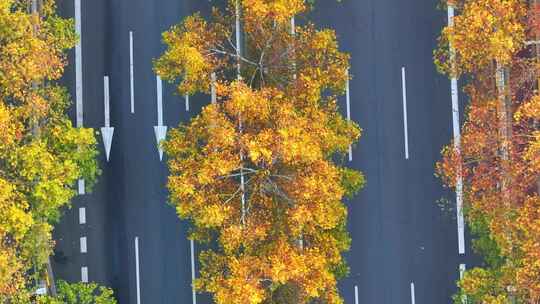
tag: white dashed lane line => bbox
[130,30,135,114]
[79,207,86,225]
[80,237,87,254]
[81,266,88,283]
[401,67,410,160]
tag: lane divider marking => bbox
[79,207,86,224]
[401,67,410,160]
[80,236,87,253]
[130,31,135,113]
[135,237,141,304]
[81,266,88,283]
[447,4,466,255]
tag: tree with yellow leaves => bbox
[0,0,99,300]
[156,1,363,303]
[435,0,540,303]
[435,0,526,77]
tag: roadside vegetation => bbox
[0,0,109,301]
[435,0,540,302]
[155,0,363,303]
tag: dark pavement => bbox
[52,0,477,303]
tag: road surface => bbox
[52,0,477,303]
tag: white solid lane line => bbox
[130,31,135,114]
[191,239,197,304]
[80,236,87,253]
[354,285,359,304]
[75,0,84,194]
[135,237,141,304]
[401,67,410,160]
[346,69,353,162]
[447,4,466,255]
[75,0,83,128]
[79,207,86,224]
[410,282,416,304]
[81,266,88,283]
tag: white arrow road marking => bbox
[447,4,466,255]
[154,76,168,161]
[101,76,114,162]
[346,69,353,161]
[191,239,197,304]
[401,67,410,160]
[354,285,359,304]
[135,237,141,304]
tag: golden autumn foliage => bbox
[157,1,363,303]
[435,0,526,77]
[0,0,99,300]
[436,0,540,303]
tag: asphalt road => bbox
[52,0,477,303]
[310,1,474,303]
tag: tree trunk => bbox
[534,0,540,194]
[496,62,512,205]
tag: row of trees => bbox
[435,0,540,303]
[156,0,363,303]
[0,0,111,302]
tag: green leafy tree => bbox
[38,281,116,304]
[0,0,100,300]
